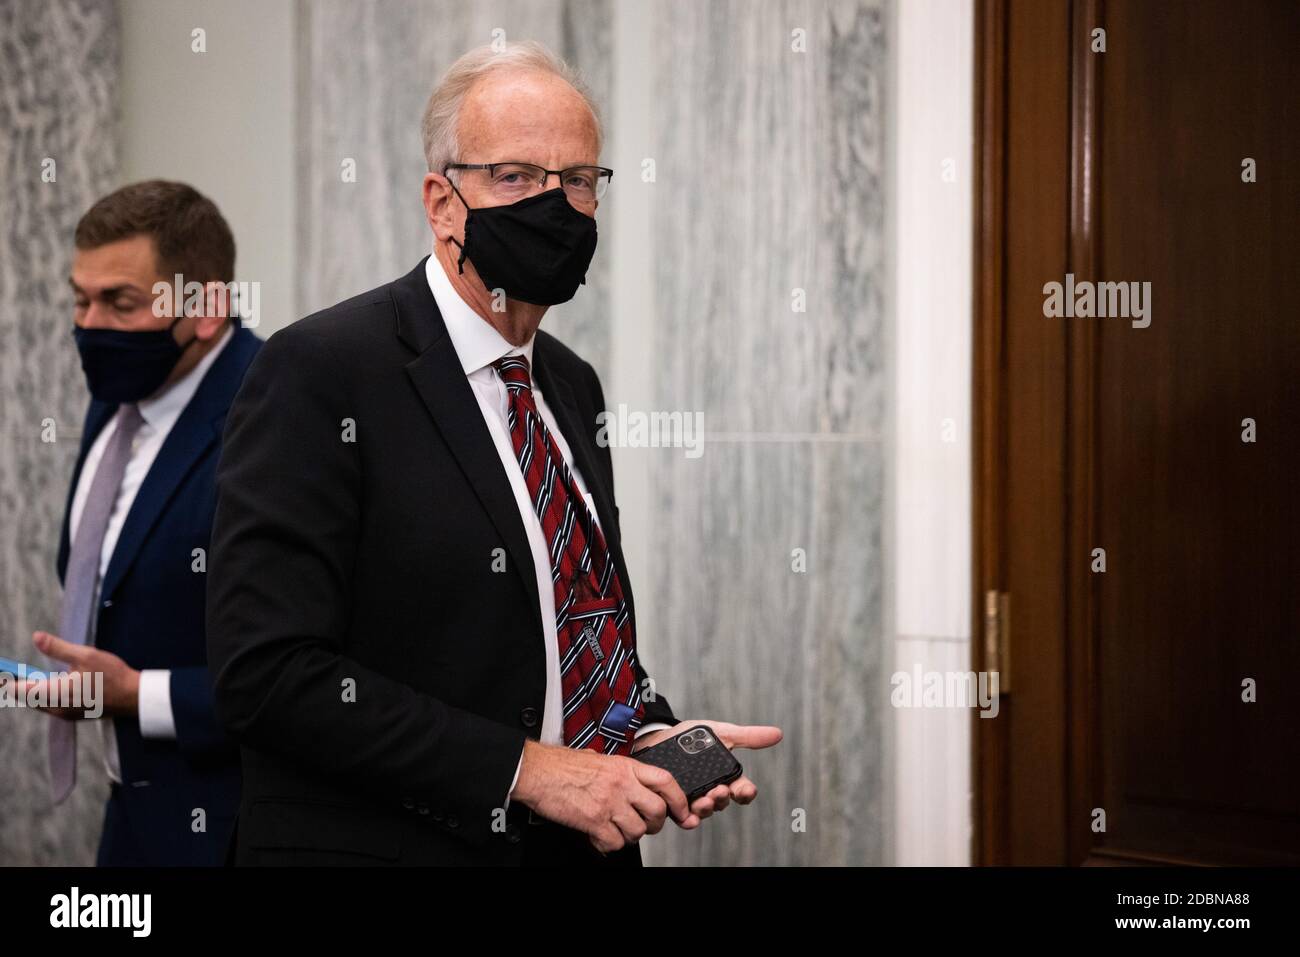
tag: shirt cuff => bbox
[504,750,524,811]
[137,670,177,739]
[634,722,673,743]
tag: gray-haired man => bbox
[207,41,780,866]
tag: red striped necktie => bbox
[492,354,646,754]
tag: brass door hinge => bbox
[984,590,1011,694]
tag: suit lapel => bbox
[394,260,543,631]
[99,408,221,602]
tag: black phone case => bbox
[632,725,743,800]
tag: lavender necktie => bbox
[49,403,145,804]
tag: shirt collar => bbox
[425,249,535,379]
[137,323,234,429]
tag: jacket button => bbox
[431,810,444,822]
[519,707,539,728]
[506,824,521,844]
[102,600,113,609]
[446,815,460,829]
[401,797,415,811]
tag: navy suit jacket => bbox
[57,325,260,865]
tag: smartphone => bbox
[0,657,47,680]
[632,724,743,801]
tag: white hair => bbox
[421,40,603,176]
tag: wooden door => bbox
[973,0,1299,865]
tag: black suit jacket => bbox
[206,257,678,865]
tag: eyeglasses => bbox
[444,162,613,203]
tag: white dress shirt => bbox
[69,324,233,783]
[424,252,670,809]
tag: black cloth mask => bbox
[73,314,197,403]
[449,184,598,306]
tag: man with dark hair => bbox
[24,179,259,865]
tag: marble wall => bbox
[0,0,892,866]
[643,0,889,866]
[0,0,120,865]
[297,0,891,866]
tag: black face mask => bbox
[72,315,197,403]
[449,184,598,306]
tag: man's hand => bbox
[17,630,140,719]
[631,719,782,823]
[511,739,701,854]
